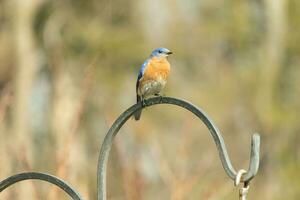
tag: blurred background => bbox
[0,0,300,199]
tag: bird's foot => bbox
[154,94,164,103]
[141,99,147,107]
[159,96,163,103]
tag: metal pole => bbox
[97,96,260,200]
[0,172,83,200]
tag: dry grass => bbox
[1,0,300,199]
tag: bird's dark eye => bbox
[158,50,162,53]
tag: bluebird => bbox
[134,47,173,120]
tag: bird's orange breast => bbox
[142,57,170,81]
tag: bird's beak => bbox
[167,51,173,55]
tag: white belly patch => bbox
[140,78,166,98]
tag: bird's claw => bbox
[159,96,163,103]
[154,94,164,103]
[141,99,147,107]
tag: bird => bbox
[134,47,173,120]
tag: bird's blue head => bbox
[150,47,173,58]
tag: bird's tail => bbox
[134,95,142,120]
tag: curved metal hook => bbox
[97,96,260,200]
[0,172,83,200]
